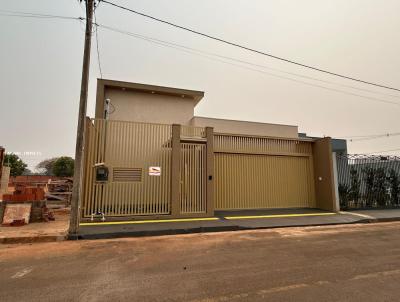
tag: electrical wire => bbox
[348,133,400,142]
[365,148,400,155]
[4,8,400,153]
[0,13,82,21]
[97,24,400,100]
[94,10,103,78]
[3,8,400,101]
[100,0,400,93]
[0,10,83,21]
[97,23,400,107]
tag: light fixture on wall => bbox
[104,98,110,119]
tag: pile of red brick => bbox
[3,186,45,202]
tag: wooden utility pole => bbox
[69,0,94,235]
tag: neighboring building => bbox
[299,133,347,155]
[81,79,338,221]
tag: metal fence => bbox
[336,154,400,209]
[82,119,172,217]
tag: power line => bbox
[366,148,400,155]
[4,8,400,107]
[97,23,400,107]
[348,133,400,142]
[4,8,400,102]
[0,10,83,21]
[94,10,103,78]
[0,13,82,21]
[97,24,400,100]
[100,0,400,93]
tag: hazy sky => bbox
[1,0,400,170]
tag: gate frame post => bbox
[332,152,340,212]
[312,137,338,212]
[171,124,181,217]
[205,127,215,217]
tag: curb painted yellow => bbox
[80,217,219,226]
[224,213,336,220]
[80,212,337,226]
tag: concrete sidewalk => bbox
[344,209,400,222]
[3,208,400,243]
[74,208,400,240]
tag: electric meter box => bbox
[95,166,109,182]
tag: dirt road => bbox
[1,222,400,301]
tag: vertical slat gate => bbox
[82,119,172,218]
[214,134,316,210]
[180,143,207,214]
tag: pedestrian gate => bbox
[180,143,207,214]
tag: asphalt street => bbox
[1,222,400,301]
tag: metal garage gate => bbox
[214,134,316,210]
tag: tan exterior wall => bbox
[94,79,300,138]
[191,116,298,139]
[312,137,338,212]
[104,88,196,125]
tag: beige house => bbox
[95,79,298,138]
[81,79,337,221]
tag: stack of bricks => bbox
[1,186,47,223]
[2,186,45,202]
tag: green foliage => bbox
[374,168,388,206]
[338,183,350,208]
[349,168,360,207]
[52,156,74,177]
[363,167,375,206]
[4,153,28,176]
[388,169,399,205]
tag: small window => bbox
[113,168,142,182]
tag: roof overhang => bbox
[95,79,204,119]
[101,79,204,102]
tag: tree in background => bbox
[4,153,28,176]
[388,169,400,206]
[363,167,375,207]
[52,156,74,177]
[338,183,350,209]
[349,168,360,207]
[374,168,388,207]
[36,157,58,175]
